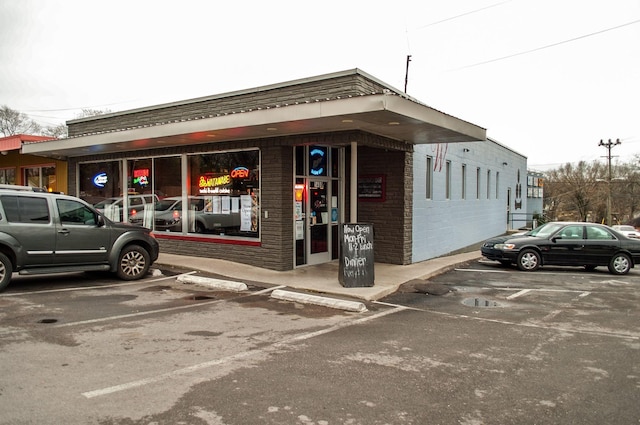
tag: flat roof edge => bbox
[67,68,393,125]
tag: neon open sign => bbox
[230,167,249,179]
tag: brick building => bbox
[23,69,527,271]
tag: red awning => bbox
[0,134,55,152]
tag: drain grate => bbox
[38,318,58,324]
[462,297,500,308]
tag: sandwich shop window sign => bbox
[198,173,232,194]
[309,146,327,177]
[198,167,251,194]
[188,150,260,238]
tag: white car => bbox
[611,225,640,239]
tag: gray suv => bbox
[0,185,160,291]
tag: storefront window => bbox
[138,156,181,231]
[0,168,15,185]
[79,152,259,239]
[23,165,56,192]
[78,161,123,205]
[188,150,259,237]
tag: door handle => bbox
[58,229,70,236]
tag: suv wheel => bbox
[0,252,13,292]
[117,245,151,280]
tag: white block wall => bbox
[412,139,528,262]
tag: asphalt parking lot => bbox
[0,261,638,424]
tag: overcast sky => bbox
[1,0,638,170]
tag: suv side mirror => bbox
[97,214,105,227]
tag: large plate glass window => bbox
[79,161,123,203]
[23,165,56,192]
[0,167,15,185]
[188,150,259,238]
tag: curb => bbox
[271,289,368,313]
[177,274,248,292]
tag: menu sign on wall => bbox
[357,175,385,202]
[339,223,374,287]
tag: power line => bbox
[415,0,513,30]
[452,18,640,70]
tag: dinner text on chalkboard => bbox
[339,223,374,287]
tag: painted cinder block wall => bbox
[412,139,527,262]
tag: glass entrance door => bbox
[294,145,342,267]
[308,179,330,265]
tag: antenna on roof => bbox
[404,55,412,93]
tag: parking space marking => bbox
[506,289,532,300]
[377,301,639,341]
[54,285,287,329]
[0,282,287,338]
[498,288,591,300]
[455,268,509,274]
[0,271,197,297]
[81,306,405,399]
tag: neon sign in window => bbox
[198,173,231,194]
[93,172,108,188]
[133,169,149,187]
[309,147,327,176]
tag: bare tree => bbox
[544,161,605,222]
[41,123,68,139]
[0,105,42,136]
[76,108,112,119]
[611,160,640,224]
[544,157,640,224]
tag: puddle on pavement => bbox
[139,285,172,292]
[185,331,223,337]
[183,294,216,301]
[462,297,501,308]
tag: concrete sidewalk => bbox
[155,251,482,301]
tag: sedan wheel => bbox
[608,253,631,275]
[517,249,541,271]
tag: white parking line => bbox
[0,280,288,338]
[376,301,639,341]
[497,288,591,300]
[455,268,510,273]
[81,306,405,399]
[0,271,197,297]
[506,289,532,300]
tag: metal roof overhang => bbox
[22,94,486,159]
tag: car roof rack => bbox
[0,184,46,192]
[0,184,63,194]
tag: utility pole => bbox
[598,138,621,226]
[404,55,411,93]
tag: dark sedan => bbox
[481,221,640,275]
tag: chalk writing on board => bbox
[339,223,374,287]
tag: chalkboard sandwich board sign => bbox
[339,223,374,287]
